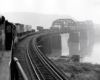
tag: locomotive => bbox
[0,15,34,50]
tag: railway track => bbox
[27,33,69,80]
[13,34,37,80]
[13,32,69,80]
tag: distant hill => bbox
[1,12,75,30]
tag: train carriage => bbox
[24,25,32,33]
[15,23,24,36]
[37,26,43,31]
[5,21,15,50]
[0,15,34,50]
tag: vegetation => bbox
[51,58,100,80]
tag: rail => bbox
[10,32,42,80]
[9,32,69,80]
[10,40,28,80]
[14,57,28,80]
[28,33,69,80]
[35,33,70,80]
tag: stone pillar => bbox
[86,29,95,57]
[49,33,61,58]
[68,32,80,57]
[37,34,52,55]
[79,31,88,62]
[42,34,52,55]
[88,29,95,44]
[50,33,61,49]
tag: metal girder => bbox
[51,19,76,31]
[51,19,94,32]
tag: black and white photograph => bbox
[0,0,100,80]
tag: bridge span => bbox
[37,19,95,62]
[0,17,96,80]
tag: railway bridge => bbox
[11,19,95,80]
[0,17,95,80]
[37,19,95,62]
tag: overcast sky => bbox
[0,0,100,24]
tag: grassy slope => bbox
[51,58,100,80]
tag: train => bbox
[0,15,95,50]
[0,15,35,50]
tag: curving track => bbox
[14,32,69,80]
[27,33,69,80]
[13,34,36,80]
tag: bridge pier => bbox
[79,30,88,62]
[37,34,52,55]
[50,33,61,57]
[42,34,52,55]
[50,33,61,50]
[86,29,95,57]
[68,32,80,56]
[88,29,95,44]
[37,33,61,57]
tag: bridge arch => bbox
[51,19,76,31]
[51,19,94,32]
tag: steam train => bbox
[0,15,35,50]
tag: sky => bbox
[0,0,100,24]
